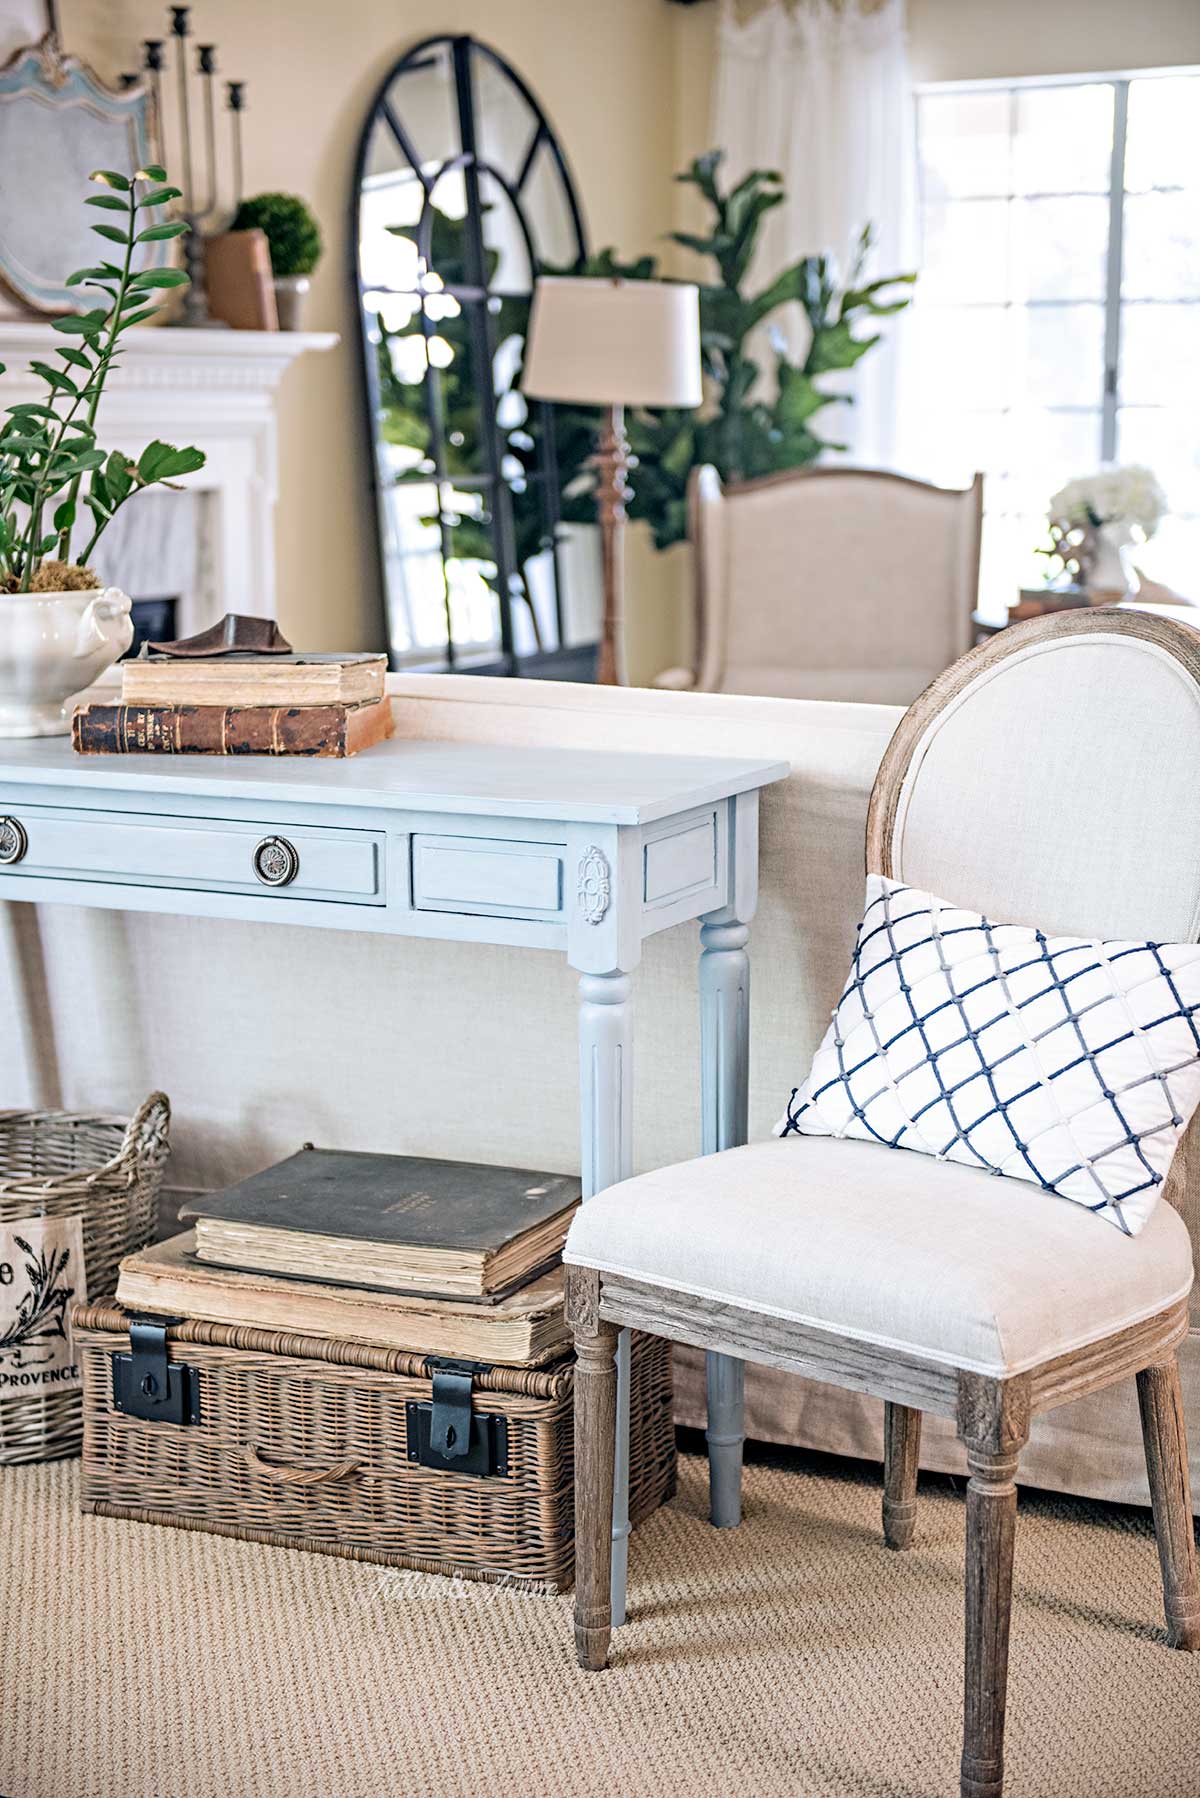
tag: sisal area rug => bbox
[2,1446,1197,1798]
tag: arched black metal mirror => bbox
[352,35,599,676]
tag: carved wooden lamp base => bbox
[520,276,702,692]
[594,404,631,687]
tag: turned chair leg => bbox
[958,1374,1029,1798]
[568,1268,619,1671]
[883,1401,921,1549]
[1136,1356,1200,1651]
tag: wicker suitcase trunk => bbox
[73,1302,675,1591]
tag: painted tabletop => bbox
[0,735,789,826]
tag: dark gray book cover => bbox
[179,1149,581,1251]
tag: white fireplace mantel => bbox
[0,323,337,628]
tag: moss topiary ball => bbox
[231,192,323,278]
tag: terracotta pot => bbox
[0,588,133,737]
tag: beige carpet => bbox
[2,1448,1198,1798]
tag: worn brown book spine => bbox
[72,697,393,757]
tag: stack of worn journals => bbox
[72,651,392,758]
[117,1149,582,1366]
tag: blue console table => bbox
[0,734,786,1619]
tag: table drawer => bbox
[0,804,384,904]
[411,833,564,920]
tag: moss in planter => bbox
[2,560,101,594]
[232,192,322,278]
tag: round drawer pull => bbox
[253,835,300,887]
[0,816,28,866]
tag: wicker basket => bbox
[74,1303,675,1591]
[0,1095,171,1465]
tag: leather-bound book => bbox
[72,695,393,757]
[180,1149,582,1300]
[117,1232,571,1366]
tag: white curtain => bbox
[709,0,918,468]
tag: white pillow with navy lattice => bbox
[777,874,1200,1234]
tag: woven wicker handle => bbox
[244,1443,359,1486]
[118,1091,172,1172]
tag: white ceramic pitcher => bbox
[0,588,134,738]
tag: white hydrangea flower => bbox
[1048,464,1168,539]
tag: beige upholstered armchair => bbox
[658,464,983,704]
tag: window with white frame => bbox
[908,70,1199,619]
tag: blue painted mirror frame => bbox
[0,35,164,314]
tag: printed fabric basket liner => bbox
[72,1305,676,1592]
[0,1094,171,1465]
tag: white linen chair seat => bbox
[564,1136,1195,1378]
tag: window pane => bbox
[921,197,1009,301]
[1017,303,1105,408]
[919,90,1011,199]
[908,305,1014,410]
[900,394,1010,492]
[1120,304,1200,409]
[1005,408,1104,514]
[1125,75,1200,194]
[978,514,1052,619]
[1013,83,1114,195]
[1012,196,1109,300]
[1134,514,1200,598]
[1122,191,1200,300]
[1118,407,1200,515]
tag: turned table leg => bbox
[700,905,749,1529]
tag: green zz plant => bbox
[617,150,917,550]
[0,164,206,594]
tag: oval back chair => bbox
[566,610,1200,1798]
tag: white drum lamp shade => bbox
[522,277,702,409]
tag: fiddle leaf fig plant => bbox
[612,151,917,549]
[0,165,206,594]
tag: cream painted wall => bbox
[665,0,1200,325]
[671,0,1200,178]
[57,0,684,679]
[905,0,1200,84]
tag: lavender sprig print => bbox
[0,1235,75,1368]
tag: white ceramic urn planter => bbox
[0,588,134,738]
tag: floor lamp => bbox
[522,277,702,686]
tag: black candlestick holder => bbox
[131,6,246,326]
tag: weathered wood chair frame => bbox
[570,611,1200,1798]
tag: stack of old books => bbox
[73,649,392,758]
[117,1148,580,1365]
[85,1148,675,1591]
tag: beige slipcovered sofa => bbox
[3,670,1196,1510]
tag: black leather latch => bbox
[112,1318,201,1426]
[429,1366,474,1459]
[405,1358,508,1479]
